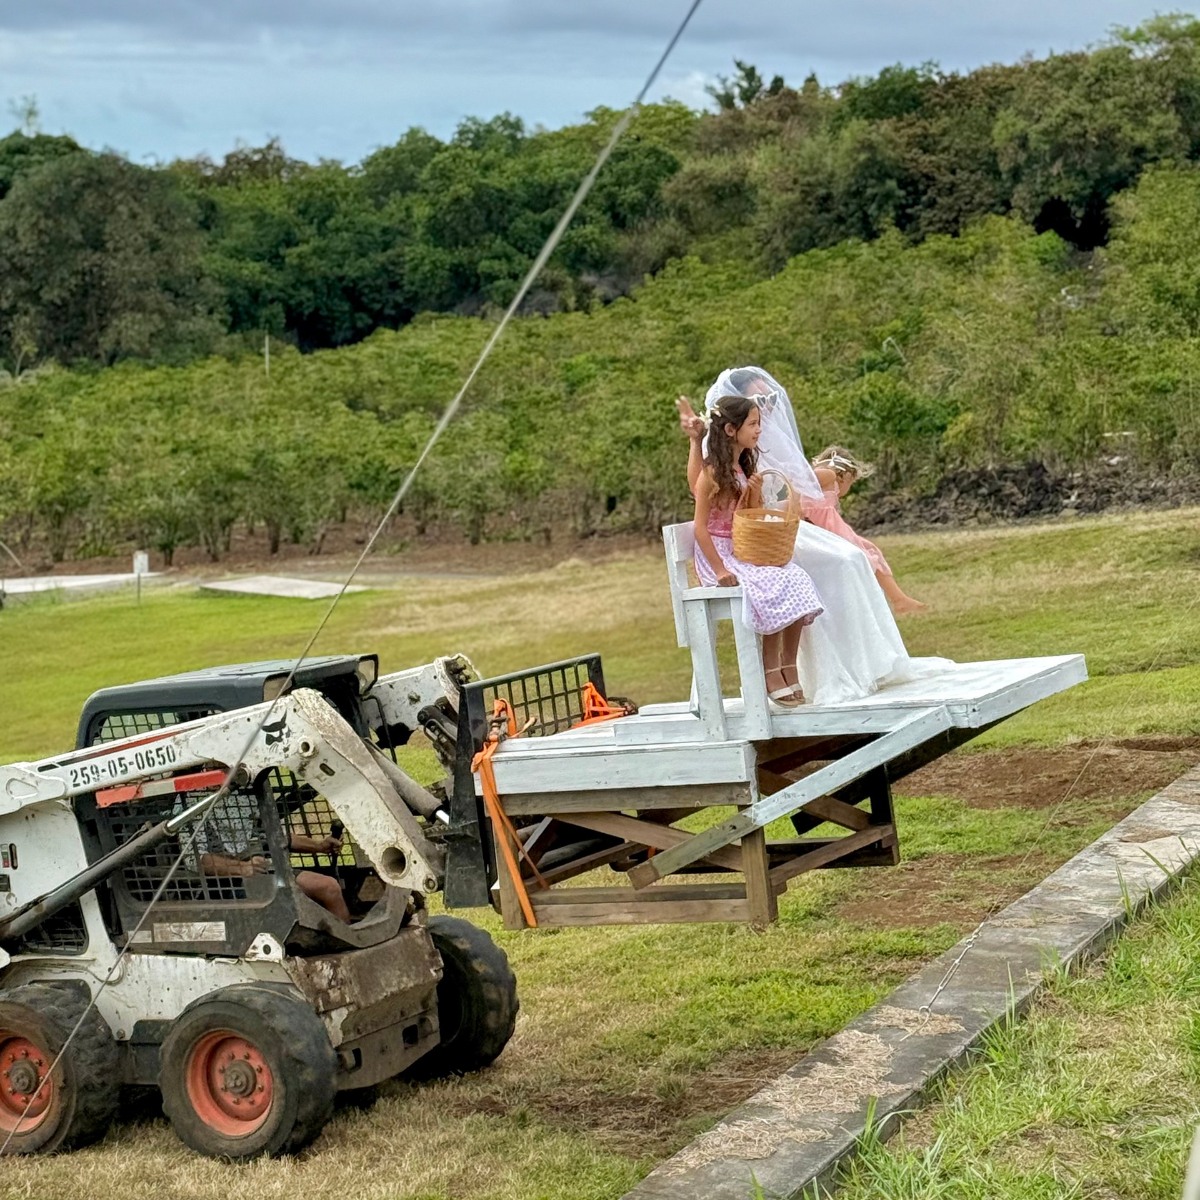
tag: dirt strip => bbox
[622,767,1200,1200]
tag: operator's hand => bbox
[676,395,705,440]
[245,855,272,875]
[716,570,738,587]
[311,835,343,856]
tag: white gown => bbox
[702,365,952,707]
[792,521,945,706]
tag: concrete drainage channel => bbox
[623,767,1200,1200]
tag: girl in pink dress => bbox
[808,446,926,613]
[693,396,824,707]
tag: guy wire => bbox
[0,0,705,1151]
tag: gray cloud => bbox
[0,1,1155,54]
[0,0,1172,163]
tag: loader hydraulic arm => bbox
[0,688,447,939]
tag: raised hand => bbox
[676,395,705,440]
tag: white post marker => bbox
[133,550,149,605]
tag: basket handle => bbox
[745,468,797,516]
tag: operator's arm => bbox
[290,833,343,856]
[199,853,270,877]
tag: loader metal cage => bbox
[64,655,411,957]
[92,708,222,744]
[13,904,88,955]
[458,654,606,754]
[88,707,360,877]
[104,783,272,905]
[270,768,360,872]
[443,654,606,909]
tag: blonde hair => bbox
[813,445,875,481]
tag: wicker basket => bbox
[732,470,800,566]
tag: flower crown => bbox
[814,450,875,479]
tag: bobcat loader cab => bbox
[0,654,516,1159]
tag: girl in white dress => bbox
[678,366,948,705]
[692,394,824,708]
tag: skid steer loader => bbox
[0,653,521,1160]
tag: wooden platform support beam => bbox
[555,811,745,873]
[628,706,952,888]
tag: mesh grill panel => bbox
[91,708,354,908]
[463,656,604,749]
[14,904,87,954]
[95,709,218,742]
[92,707,267,903]
[108,785,268,904]
[268,769,358,870]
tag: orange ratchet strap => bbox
[574,682,638,727]
[471,698,546,928]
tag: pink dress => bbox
[806,485,892,577]
[695,478,824,636]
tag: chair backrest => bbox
[662,523,694,648]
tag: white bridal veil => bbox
[698,364,951,705]
[703,366,823,505]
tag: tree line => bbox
[5,157,1200,564]
[6,16,1200,371]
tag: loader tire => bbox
[160,984,336,1160]
[0,982,119,1154]
[409,915,518,1079]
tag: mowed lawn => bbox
[0,508,1198,1200]
[835,867,1200,1200]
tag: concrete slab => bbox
[1,573,163,603]
[622,767,1200,1200]
[200,575,366,600]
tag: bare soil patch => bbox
[895,738,1200,810]
[834,852,1057,931]
[408,1046,798,1159]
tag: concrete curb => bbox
[622,767,1200,1200]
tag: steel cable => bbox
[0,0,705,1152]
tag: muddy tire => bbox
[160,985,336,1160]
[0,983,119,1154]
[409,916,518,1079]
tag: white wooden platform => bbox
[200,575,366,600]
[480,654,1086,797]
[470,652,1087,929]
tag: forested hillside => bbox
[4,18,1200,564]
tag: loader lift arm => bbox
[0,688,447,943]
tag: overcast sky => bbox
[0,1,1179,165]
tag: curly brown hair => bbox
[705,395,759,509]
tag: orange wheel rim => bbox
[0,1033,54,1133]
[185,1031,274,1136]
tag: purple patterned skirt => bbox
[696,535,824,636]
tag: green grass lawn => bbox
[834,867,1200,1200]
[1,508,1198,1199]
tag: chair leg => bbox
[684,599,726,740]
[731,613,769,737]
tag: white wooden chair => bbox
[662,523,771,740]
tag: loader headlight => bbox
[356,655,379,695]
[262,674,290,702]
